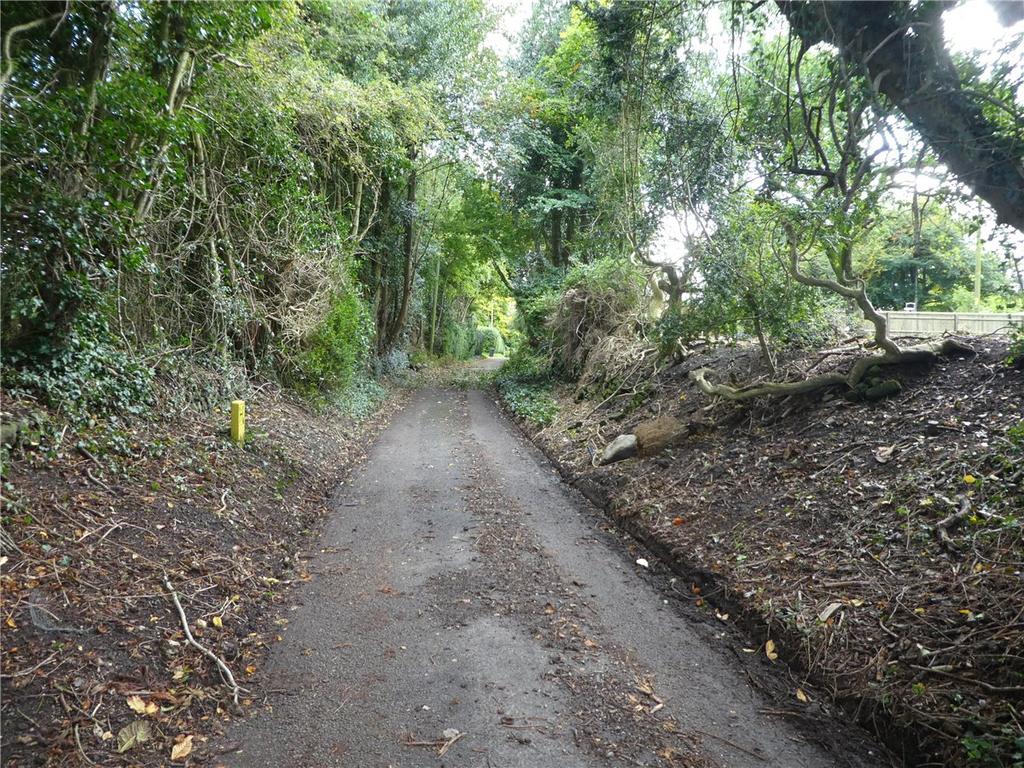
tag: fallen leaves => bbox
[126,695,158,716]
[765,639,778,662]
[170,733,194,761]
[117,720,152,753]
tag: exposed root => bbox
[690,338,974,401]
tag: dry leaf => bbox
[212,616,223,628]
[170,734,193,761]
[873,445,895,463]
[765,639,778,662]
[126,695,157,716]
[818,602,842,623]
[117,720,152,753]
[796,688,809,703]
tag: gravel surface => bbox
[218,386,890,768]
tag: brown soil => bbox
[0,384,405,766]
[502,338,1023,767]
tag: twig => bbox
[694,729,767,761]
[163,572,243,706]
[438,732,464,756]
[74,724,98,766]
[0,652,58,678]
[84,467,112,492]
[935,496,971,549]
[910,664,1024,694]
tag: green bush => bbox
[662,200,845,358]
[443,320,476,360]
[1007,322,1024,370]
[495,348,558,425]
[2,310,153,421]
[288,291,372,398]
[474,326,506,356]
[497,347,552,384]
[512,268,564,353]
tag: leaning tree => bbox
[689,9,987,400]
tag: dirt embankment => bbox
[0,384,405,767]
[501,340,1023,768]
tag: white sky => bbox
[483,0,535,61]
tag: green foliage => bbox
[512,267,565,352]
[2,312,153,421]
[661,198,847,361]
[333,371,388,419]
[1007,323,1024,370]
[442,321,477,360]
[495,349,558,425]
[1,0,497,413]
[287,291,372,399]
[473,326,506,356]
[499,381,559,426]
[859,206,1014,311]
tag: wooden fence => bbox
[875,311,1024,335]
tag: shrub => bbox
[499,380,559,425]
[495,348,558,425]
[288,291,371,398]
[661,199,846,361]
[1007,322,1024,370]
[2,310,153,421]
[474,326,506,356]
[512,267,563,352]
[442,320,476,360]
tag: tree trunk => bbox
[550,207,563,266]
[778,1,1024,233]
[77,1,115,138]
[379,152,417,354]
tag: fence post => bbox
[953,313,958,332]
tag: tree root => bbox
[689,338,974,401]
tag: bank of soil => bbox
[0,383,405,766]
[502,339,1023,767]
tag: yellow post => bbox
[230,400,246,444]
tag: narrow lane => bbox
[220,387,889,768]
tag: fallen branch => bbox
[689,338,974,401]
[163,573,243,706]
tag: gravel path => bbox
[218,387,890,768]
